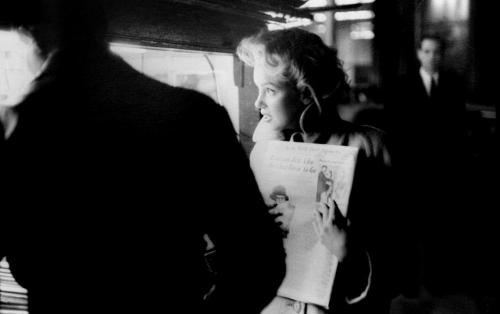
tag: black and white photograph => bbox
[1,1,497,314]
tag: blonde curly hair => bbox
[236,28,350,133]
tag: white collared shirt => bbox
[419,67,439,96]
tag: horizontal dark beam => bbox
[169,0,312,21]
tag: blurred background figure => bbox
[387,33,470,298]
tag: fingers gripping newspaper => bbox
[250,140,359,309]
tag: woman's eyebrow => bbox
[264,80,286,88]
[257,81,277,89]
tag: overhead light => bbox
[335,0,375,5]
[334,10,374,21]
[301,0,328,8]
[263,11,285,19]
[313,13,328,22]
[266,17,313,30]
[350,30,374,39]
[264,10,313,30]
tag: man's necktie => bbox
[429,77,437,99]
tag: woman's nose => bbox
[254,93,265,110]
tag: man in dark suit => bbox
[393,34,466,148]
[387,34,469,297]
[0,1,285,313]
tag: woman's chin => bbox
[252,118,284,142]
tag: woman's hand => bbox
[269,203,295,234]
[313,199,348,261]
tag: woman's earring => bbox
[299,84,323,134]
[299,101,321,134]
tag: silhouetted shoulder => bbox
[343,123,392,166]
[101,51,219,111]
[78,50,224,136]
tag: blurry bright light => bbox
[334,10,374,21]
[109,44,147,54]
[350,30,374,39]
[267,23,283,31]
[335,0,375,5]
[313,13,328,22]
[264,9,313,31]
[0,30,40,107]
[266,18,313,30]
[301,0,328,8]
[350,21,374,39]
[429,0,469,21]
[263,11,285,19]
[0,30,33,53]
[317,24,327,34]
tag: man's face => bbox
[417,38,443,74]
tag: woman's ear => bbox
[299,85,313,106]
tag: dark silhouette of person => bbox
[0,1,285,314]
[387,34,469,297]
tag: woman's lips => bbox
[261,114,271,122]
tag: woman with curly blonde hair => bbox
[237,28,409,314]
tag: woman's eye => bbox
[265,88,276,95]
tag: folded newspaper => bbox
[251,140,359,309]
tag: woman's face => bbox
[253,62,303,134]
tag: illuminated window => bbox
[334,10,374,21]
[0,33,240,135]
[109,43,239,132]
